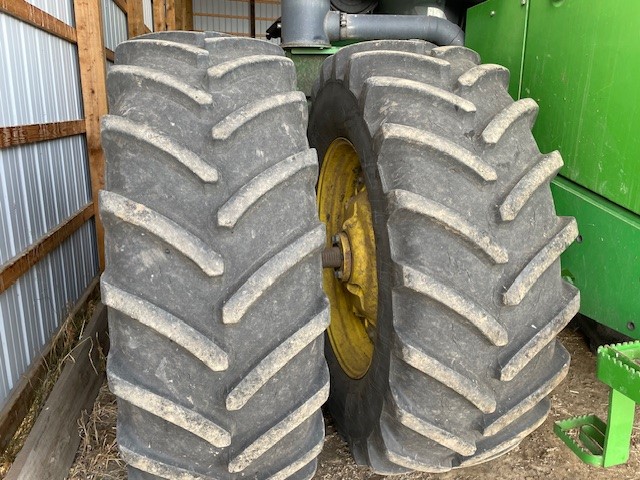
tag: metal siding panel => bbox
[0,14,83,126]
[26,0,75,26]
[0,136,91,265]
[0,1,100,412]
[193,0,260,35]
[143,0,153,31]
[101,0,128,52]
[0,221,98,407]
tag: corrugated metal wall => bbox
[0,0,107,407]
[101,0,128,52]
[143,0,154,31]
[255,1,280,42]
[24,0,76,26]
[193,0,281,41]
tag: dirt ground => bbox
[68,326,640,479]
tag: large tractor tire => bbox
[100,31,328,479]
[309,40,580,473]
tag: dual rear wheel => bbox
[101,32,578,478]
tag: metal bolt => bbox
[490,10,496,16]
[521,0,526,5]
[322,246,343,269]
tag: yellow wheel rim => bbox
[318,138,378,379]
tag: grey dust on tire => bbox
[99,31,328,479]
[309,40,580,474]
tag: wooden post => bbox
[73,0,108,271]
[249,0,256,38]
[153,0,166,32]
[184,0,193,31]
[166,0,176,30]
[173,0,184,30]
[127,0,145,38]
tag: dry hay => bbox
[68,382,125,480]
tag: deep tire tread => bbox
[102,32,327,479]
[309,40,578,473]
[107,370,232,448]
[503,217,579,306]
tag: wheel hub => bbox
[317,138,378,379]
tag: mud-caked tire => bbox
[100,31,328,480]
[308,40,580,473]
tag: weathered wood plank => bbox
[174,0,184,30]
[105,47,115,63]
[165,0,176,30]
[0,276,100,452]
[153,0,166,32]
[0,204,94,295]
[184,0,193,30]
[4,303,109,480]
[249,0,256,38]
[0,0,77,44]
[0,120,86,149]
[74,0,108,271]
[113,0,127,14]
[126,0,145,38]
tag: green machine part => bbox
[554,341,640,467]
[467,0,640,339]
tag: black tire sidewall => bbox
[309,80,395,459]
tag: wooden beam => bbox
[113,0,127,14]
[153,0,166,32]
[184,0,193,31]
[165,0,176,30]
[105,47,115,63]
[0,276,99,452]
[0,120,86,149]
[5,303,109,480]
[249,0,256,38]
[174,0,184,30]
[0,0,77,44]
[126,0,145,38]
[0,204,95,295]
[74,0,108,271]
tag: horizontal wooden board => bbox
[0,204,95,295]
[113,0,127,14]
[0,120,86,149]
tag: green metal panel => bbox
[287,52,330,97]
[465,0,528,99]
[467,1,640,337]
[523,0,640,215]
[552,177,640,339]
